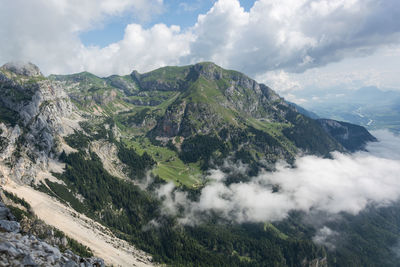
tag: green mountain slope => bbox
[0,62,386,267]
[50,62,368,186]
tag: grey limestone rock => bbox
[63,260,79,267]
[0,220,20,232]
[0,203,16,221]
[22,254,38,266]
[0,200,105,267]
[2,62,43,77]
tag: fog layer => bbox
[157,130,400,225]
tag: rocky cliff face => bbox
[143,63,347,165]
[0,200,104,266]
[0,61,380,267]
[0,61,378,185]
[2,62,42,77]
[0,62,78,185]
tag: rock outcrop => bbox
[0,62,78,184]
[0,201,104,267]
[2,62,42,77]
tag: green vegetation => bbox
[281,105,342,156]
[54,61,355,185]
[50,227,93,257]
[64,130,92,149]
[58,151,158,222]
[50,71,105,88]
[2,190,34,221]
[7,205,31,221]
[180,134,228,170]
[66,236,93,258]
[0,136,7,153]
[140,65,190,89]
[9,88,34,102]
[53,150,325,266]
[317,119,376,152]
[41,62,388,266]
[43,179,86,213]
[117,143,156,179]
[131,108,151,124]
[120,137,202,187]
[325,205,400,267]
[3,190,31,210]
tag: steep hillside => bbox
[49,62,364,183]
[0,61,380,267]
[0,192,105,266]
[317,119,377,152]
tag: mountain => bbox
[287,101,319,119]
[317,119,377,152]
[0,62,383,266]
[296,86,400,132]
[49,62,370,174]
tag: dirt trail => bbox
[4,181,154,267]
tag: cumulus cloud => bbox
[258,70,303,94]
[188,0,400,75]
[157,130,400,225]
[79,24,193,76]
[256,45,400,96]
[1,0,400,77]
[0,0,165,75]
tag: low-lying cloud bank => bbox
[157,130,400,225]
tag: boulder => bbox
[0,220,20,232]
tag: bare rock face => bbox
[0,62,78,185]
[0,220,20,233]
[2,62,43,77]
[0,202,16,221]
[151,100,187,137]
[0,201,105,267]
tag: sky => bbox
[2,0,400,248]
[1,0,400,98]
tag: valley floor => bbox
[4,180,154,267]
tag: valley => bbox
[296,87,400,133]
[0,61,397,267]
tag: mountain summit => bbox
[0,61,378,266]
[2,62,43,77]
[0,61,375,185]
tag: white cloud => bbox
[178,1,203,12]
[256,45,400,96]
[189,0,400,75]
[258,70,302,93]
[0,0,165,75]
[313,226,339,250]
[79,24,193,76]
[284,93,308,104]
[0,0,399,79]
[188,0,249,67]
[157,131,400,225]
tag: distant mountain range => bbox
[296,86,400,132]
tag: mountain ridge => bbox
[1,61,376,183]
[0,61,380,267]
